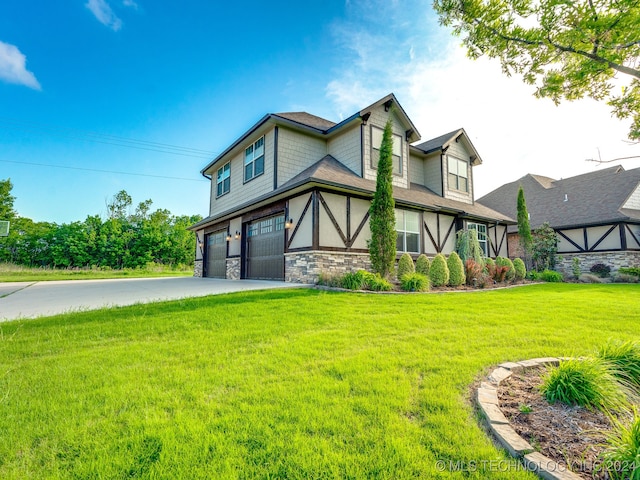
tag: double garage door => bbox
[246,214,285,280]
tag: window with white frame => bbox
[468,223,488,257]
[216,162,230,197]
[371,126,402,175]
[448,156,469,192]
[396,209,420,253]
[244,136,265,182]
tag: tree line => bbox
[0,179,201,269]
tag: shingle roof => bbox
[413,129,462,153]
[478,166,640,230]
[274,112,336,131]
[280,155,513,222]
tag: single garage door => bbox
[246,214,285,280]
[205,230,227,278]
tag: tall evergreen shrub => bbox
[368,119,396,278]
[517,186,533,261]
[416,254,430,276]
[447,251,465,286]
[397,253,415,279]
[429,253,450,287]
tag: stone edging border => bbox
[477,357,583,480]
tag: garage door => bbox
[205,230,227,278]
[246,214,285,280]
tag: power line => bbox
[0,159,208,182]
[0,117,219,159]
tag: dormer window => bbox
[371,126,402,175]
[244,136,265,182]
[448,156,468,192]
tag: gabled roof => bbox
[359,93,421,142]
[273,112,336,131]
[412,128,482,165]
[478,166,640,230]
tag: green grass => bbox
[0,284,639,479]
[0,263,193,282]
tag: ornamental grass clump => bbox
[429,253,449,287]
[446,251,465,286]
[397,253,415,280]
[340,270,369,290]
[415,254,430,276]
[513,257,526,281]
[598,340,640,392]
[598,412,640,480]
[540,358,631,412]
[400,272,430,292]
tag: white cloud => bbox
[123,0,138,9]
[326,1,640,197]
[86,0,122,31]
[0,41,41,90]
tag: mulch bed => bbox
[497,366,624,479]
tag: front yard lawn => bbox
[1,284,638,479]
[0,263,193,282]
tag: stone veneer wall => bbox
[556,251,640,276]
[285,251,371,283]
[194,259,203,278]
[226,258,241,280]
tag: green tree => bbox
[434,0,640,140]
[517,186,533,263]
[0,178,16,220]
[368,119,396,278]
[532,222,558,271]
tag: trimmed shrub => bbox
[618,267,640,278]
[512,258,526,281]
[484,257,495,272]
[540,358,630,412]
[613,273,640,283]
[429,253,449,287]
[571,257,581,279]
[590,263,611,278]
[397,253,415,280]
[400,272,430,292]
[496,256,515,281]
[540,269,563,283]
[447,252,465,286]
[415,254,430,276]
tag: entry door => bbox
[246,215,285,280]
[205,230,227,278]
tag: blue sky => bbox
[1,0,638,223]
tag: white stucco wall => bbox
[319,192,348,248]
[623,183,640,210]
[288,193,313,249]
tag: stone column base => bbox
[285,251,371,283]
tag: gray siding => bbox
[209,129,275,216]
[424,153,443,196]
[277,128,327,186]
[623,183,640,210]
[409,153,425,187]
[328,125,361,176]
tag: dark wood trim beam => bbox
[349,211,370,248]
[424,221,438,253]
[557,230,585,252]
[312,190,319,250]
[286,194,312,249]
[589,224,617,252]
[318,192,348,247]
[583,228,589,251]
[273,126,279,191]
[440,217,456,252]
[625,224,640,248]
[620,223,628,250]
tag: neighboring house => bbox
[189,93,512,282]
[478,166,640,274]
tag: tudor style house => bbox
[190,94,513,282]
[478,166,640,274]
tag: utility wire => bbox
[0,117,218,159]
[0,159,207,182]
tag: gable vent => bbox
[563,194,568,202]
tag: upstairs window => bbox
[371,126,402,175]
[448,156,468,192]
[468,223,488,257]
[244,136,265,182]
[216,162,230,197]
[396,209,420,253]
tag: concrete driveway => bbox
[0,277,306,322]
